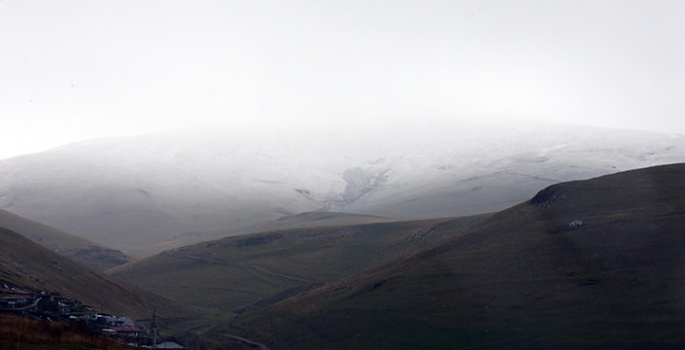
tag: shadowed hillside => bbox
[214,163,685,349]
[0,226,195,320]
[0,208,132,271]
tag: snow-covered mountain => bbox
[0,118,682,256]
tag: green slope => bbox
[214,163,685,349]
[109,215,490,314]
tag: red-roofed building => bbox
[111,326,144,337]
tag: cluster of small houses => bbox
[0,281,185,349]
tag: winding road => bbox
[218,333,270,350]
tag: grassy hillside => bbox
[0,226,196,320]
[213,163,685,349]
[130,212,397,258]
[0,208,132,271]
[109,214,490,314]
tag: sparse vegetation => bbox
[0,313,132,349]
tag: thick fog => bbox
[1,0,684,160]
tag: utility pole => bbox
[152,307,158,349]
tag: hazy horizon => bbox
[2,1,685,160]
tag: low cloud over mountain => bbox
[0,119,682,256]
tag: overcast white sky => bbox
[1,1,684,160]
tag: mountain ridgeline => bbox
[0,120,683,256]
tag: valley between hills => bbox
[1,123,685,348]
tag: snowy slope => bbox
[0,119,682,255]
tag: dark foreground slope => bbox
[109,215,489,314]
[0,226,195,320]
[0,208,132,271]
[216,163,685,349]
[0,313,132,350]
